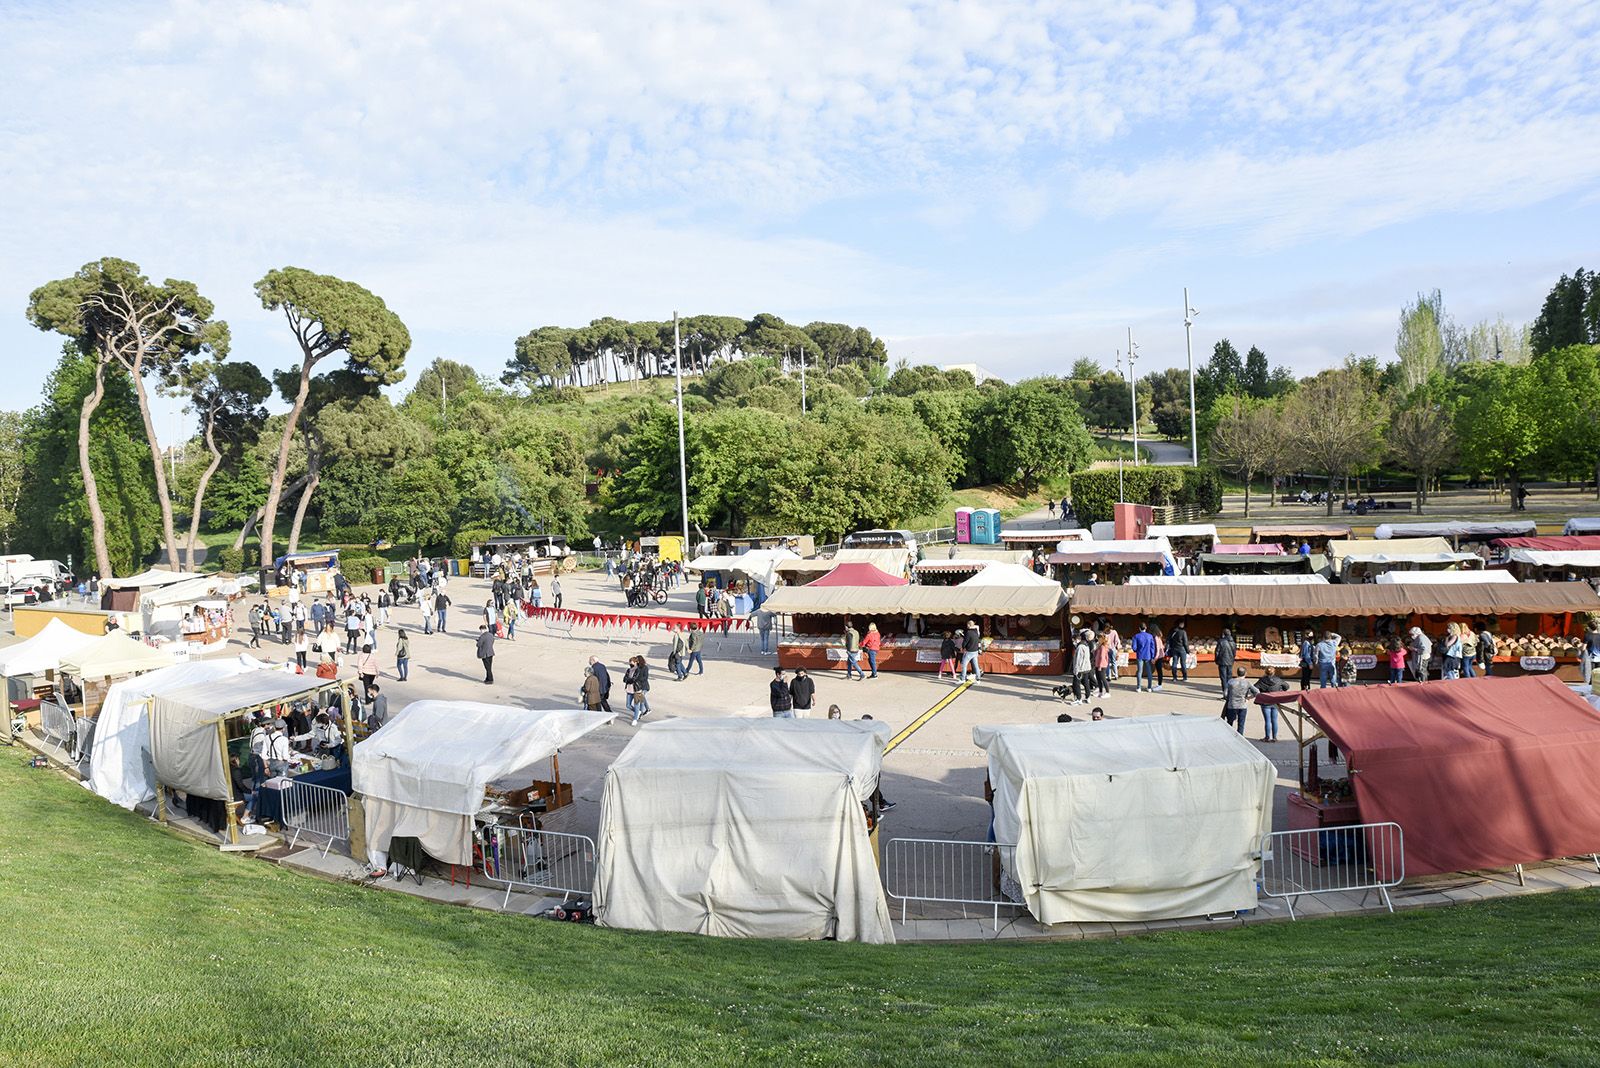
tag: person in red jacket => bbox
[862,622,883,679]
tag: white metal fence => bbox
[37,697,75,758]
[479,826,597,911]
[70,715,96,773]
[1258,822,1404,919]
[281,780,350,857]
[882,837,1023,930]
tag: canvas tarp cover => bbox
[89,655,264,810]
[1127,575,1329,586]
[595,718,895,943]
[1376,570,1518,584]
[102,568,204,590]
[0,618,100,677]
[1374,521,1537,540]
[1329,537,1455,565]
[830,548,911,575]
[59,632,174,678]
[1564,519,1600,536]
[685,549,798,590]
[1001,528,1092,541]
[1068,582,1600,619]
[1298,676,1600,876]
[761,583,1066,617]
[973,717,1274,923]
[1251,526,1351,541]
[810,562,909,587]
[1508,550,1600,569]
[1210,543,1287,555]
[1197,552,1313,570]
[1494,536,1600,552]
[150,669,328,800]
[1145,524,1219,542]
[959,563,1060,588]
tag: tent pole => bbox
[340,683,355,764]
[552,752,562,807]
[216,718,239,846]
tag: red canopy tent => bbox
[1491,536,1600,551]
[808,562,908,587]
[1294,676,1600,876]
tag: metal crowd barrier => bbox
[38,697,75,759]
[281,780,351,857]
[1258,822,1404,919]
[479,826,597,911]
[882,837,1023,930]
[71,715,97,774]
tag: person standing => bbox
[588,656,614,713]
[475,623,496,684]
[365,684,388,731]
[356,642,379,693]
[1298,630,1315,690]
[1069,630,1094,705]
[790,667,816,716]
[695,583,709,618]
[1222,666,1258,735]
[1257,667,1288,741]
[959,619,983,683]
[394,629,410,682]
[435,590,451,634]
[551,575,563,610]
[769,668,793,718]
[419,584,434,635]
[685,626,706,675]
[1214,627,1236,695]
[1477,623,1497,677]
[843,620,865,681]
[670,629,690,680]
[1407,626,1433,682]
[755,607,775,655]
[376,587,391,628]
[1584,617,1600,686]
[937,631,958,681]
[1441,623,1463,680]
[1315,631,1341,688]
[1168,621,1190,684]
[1459,625,1478,679]
[1130,622,1157,692]
[624,656,651,725]
[1386,638,1406,683]
[531,579,542,610]
[862,622,882,679]
[1092,631,1112,696]
[292,627,310,672]
[1102,620,1122,681]
[580,667,602,710]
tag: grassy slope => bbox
[4,760,1600,1066]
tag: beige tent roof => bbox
[103,568,205,591]
[59,632,175,678]
[959,563,1061,588]
[1328,537,1454,564]
[762,583,1066,617]
[777,548,910,578]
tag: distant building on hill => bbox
[942,362,1003,384]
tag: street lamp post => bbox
[1184,288,1198,466]
[673,312,690,550]
[1126,327,1140,464]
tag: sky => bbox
[2,0,1597,441]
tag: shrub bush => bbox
[336,553,390,582]
[451,527,498,558]
[1067,466,1223,526]
[319,524,378,545]
[216,546,246,574]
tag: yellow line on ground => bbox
[884,680,973,755]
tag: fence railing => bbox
[479,826,597,911]
[281,780,350,857]
[1258,822,1404,919]
[38,697,75,758]
[71,715,97,774]
[882,837,1023,930]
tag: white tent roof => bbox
[89,655,266,810]
[1373,521,1537,540]
[1508,549,1600,569]
[0,619,101,677]
[140,575,254,610]
[59,632,175,678]
[1145,524,1219,543]
[684,548,798,589]
[1376,569,1519,584]
[1001,528,1092,542]
[831,547,911,575]
[973,717,1274,924]
[1564,519,1600,536]
[103,568,205,590]
[1127,574,1329,585]
[958,563,1060,588]
[595,718,895,943]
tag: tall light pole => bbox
[673,312,690,549]
[1183,288,1198,466]
[800,345,808,414]
[1126,327,1140,464]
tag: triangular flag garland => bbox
[520,604,750,632]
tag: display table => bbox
[777,636,1062,675]
[1285,792,1361,865]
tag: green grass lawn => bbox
[4,760,1600,1065]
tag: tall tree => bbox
[1530,344,1600,496]
[1386,396,1457,512]
[1395,290,1446,392]
[1284,370,1388,515]
[253,268,409,573]
[27,259,226,576]
[1240,346,1271,398]
[1068,357,1102,380]
[177,361,270,569]
[1451,362,1543,511]
[1209,397,1276,517]
[0,412,24,551]
[974,380,1095,492]
[1530,269,1597,355]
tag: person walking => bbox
[1257,667,1288,741]
[755,607,775,655]
[344,607,362,655]
[550,575,562,610]
[588,656,614,713]
[790,667,816,715]
[842,620,865,680]
[623,656,651,725]
[1222,666,1258,735]
[695,583,709,618]
[419,584,434,635]
[1168,621,1190,684]
[862,622,882,679]
[1130,621,1157,692]
[959,619,983,682]
[376,587,391,627]
[475,623,496,684]
[1092,631,1112,696]
[685,626,706,675]
[1407,626,1433,682]
[769,667,794,718]
[293,627,310,672]
[1046,498,1056,519]
[1297,630,1315,691]
[1213,627,1236,695]
[1069,630,1094,705]
[394,628,410,681]
[670,629,690,680]
[937,631,958,681]
[435,590,451,634]
[580,666,602,710]
[356,642,379,693]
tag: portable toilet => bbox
[954,507,973,544]
[971,508,1001,545]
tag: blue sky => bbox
[2,0,1597,440]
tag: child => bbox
[1386,637,1406,684]
[937,631,958,680]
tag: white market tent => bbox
[1000,528,1092,543]
[1507,549,1600,570]
[973,717,1274,924]
[684,548,798,591]
[0,618,100,678]
[1127,574,1330,586]
[353,701,614,867]
[59,632,174,679]
[1376,569,1519,585]
[102,568,205,590]
[1373,521,1537,541]
[1328,537,1481,578]
[1564,519,1600,536]
[89,655,266,810]
[1145,524,1219,550]
[595,718,896,943]
[958,563,1061,588]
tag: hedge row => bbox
[1069,466,1223,527]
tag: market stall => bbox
[1128,574,1329,586]
[1196,552,1322,577]
[274,550,341,593]
[140,574,253,647]
[1373,520,1537,549]
[763,583,1068,674]
[959,563,1060,589]
[594,717,895,943]
[1249,525,1351,554]
[1211,543,1286,555]
[150,668,345,845]
[353,701,613,870]
[99,568,205,612]
[58,632,176,719]
[1266,676,1600,877]
[1565,519,1600,537]
[1145,524,1219,559]
[809,562,908,587]
[685,548,799,596]
[1492,536,1600,583]
[1328,537,1482,582]
[1375,570,1517,585]
[1047,538,1177,585]
[973,717,1274,924]
[999,527,1092,548]
[0,618,100,737]
[913,547,1034,586]
[1069,582,1600,681]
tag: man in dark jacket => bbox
[1214,627,1236,696]
[476,624,496,684]
[1168,621,1190,683]
[959,620,983,682]
[769,668,793,717]
[790,668,816,715]
[587,656,613,712]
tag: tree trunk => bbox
[183,407,224,572]
[1324,474,1335,517]
[1594,458,1598,500]
[78,356,114,579]
[1416,474,1425,514]
[127,369,184,570]
[1242,475,1251,518]
[1509,472,1521,515]
[259,354,315,577]
[1269,476,1278,507]
[286,439,321,554]
[232,471,312,551]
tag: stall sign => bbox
[825,648,848,662]
[1350,654,1378,670]
[1259,652,1299,670]
[1185,653,1197,670]
[1013,651,1049,667]
[1520,656,1556,672]
[1116,652,1130,668]
[915,648,942,664]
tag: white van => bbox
[842,528,919,558]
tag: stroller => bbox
[389,577,418,606]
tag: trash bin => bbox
[448,558,461,576]
[370,567,384,585]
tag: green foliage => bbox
[1068,468,1181,527]
[972,379,1094,492]
[1143,367,1192,439]
[318,524,379,545]
[1451,361,1544,483]
[1530,268,1600,355]
[215,546,246,573]
[451,527,498,557]
[254,267,411,384]
[336,552,390,580]
[374,457,459,551]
